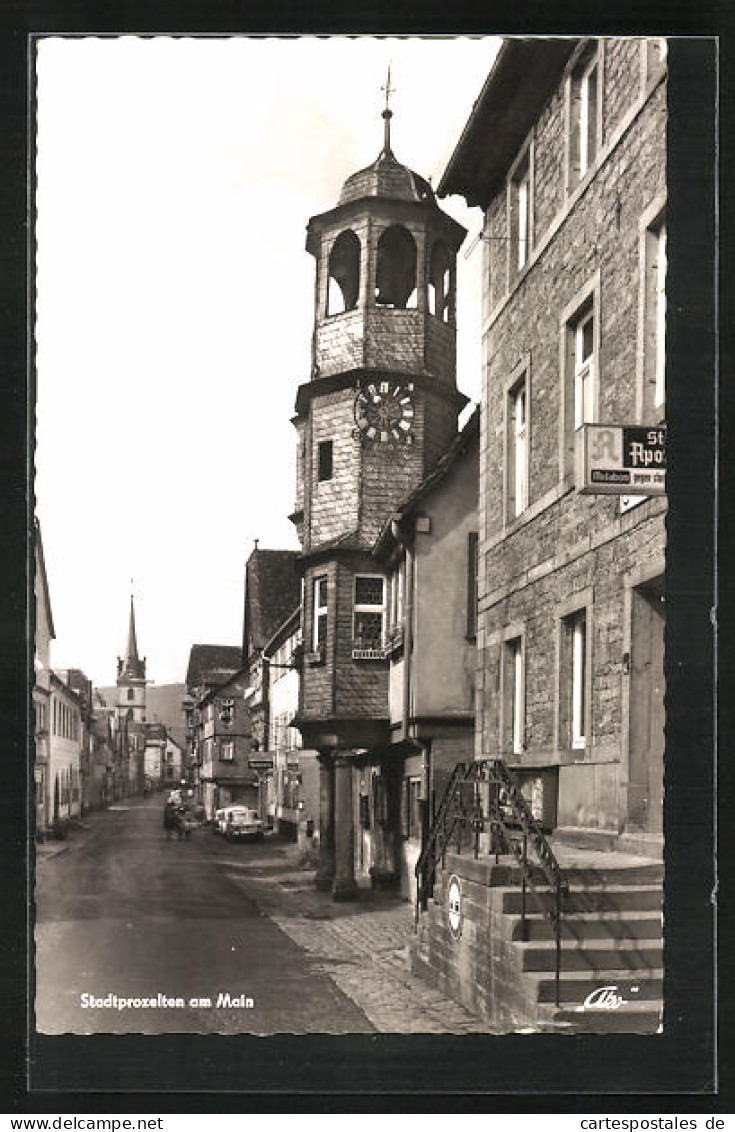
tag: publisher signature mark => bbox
[583,984,640,1011]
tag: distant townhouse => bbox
[143,722,167,789]
[198,669,258,818]
[162,733,184,789]
[33,519,54,836]
[241,546,301,822]
[184,643,243,813]
[263,607,319,841]
[48,672,82,826]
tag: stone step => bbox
[545,1000,663,1034]
[489,860,664,887]
[533,968,663,1004]
[502,884,662,915]
[510,910,663,941]
[519,937,662,972]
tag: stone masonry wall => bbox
[476,45,667,833]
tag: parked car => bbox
[224,807,264,842]
[212,806,250,835]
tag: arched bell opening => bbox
[326,230,361,316]
[428,240,453,323]
[375,225,418,309]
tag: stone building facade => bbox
[439,36,667,851]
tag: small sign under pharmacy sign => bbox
[575,424,666,496]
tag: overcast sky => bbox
[35,34,500,688]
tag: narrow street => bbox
[34,793,489,1035]
[34,793,373,1035]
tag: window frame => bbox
[557,591,593,755]
[507,139,534,282]
[559,273,600,483]
[312,575,328,653]
[317,439,333,483]
[566,40,602,193]
[500,627,526,758]
[636,195,667,423]
[352,574,387,650]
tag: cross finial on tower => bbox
[380,63,395,157]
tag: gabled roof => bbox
[199,665,249,706]
[34,518,55,640]
[185,644,243,690]
[243,548,301,659]
[438,38,578,208]
[263,605,301,658]
[373,406,480,559]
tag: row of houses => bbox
[180,37,675,1029]
[33,523,184,837]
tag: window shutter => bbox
[467,531,479,638]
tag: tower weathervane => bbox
[380,63,395,156]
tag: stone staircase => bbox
[411,851,663,1034]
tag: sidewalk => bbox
[228,837,494,1034]
[34,798,144,865]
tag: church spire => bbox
[117,592,146,683]
[125,594,140,666]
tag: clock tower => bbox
[292,97,467,898]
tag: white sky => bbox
[35,34,499,687]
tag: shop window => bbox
[327,230,360,315]
[506,375,528,522]
[353,575,386,650]
[428,240,452,321]
[375,225,417,308]
[568,42,600,189]
[317,439,333,482]
[313,575,328,652]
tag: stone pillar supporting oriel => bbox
[332,750,358,901]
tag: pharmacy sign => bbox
[576,424,666,496]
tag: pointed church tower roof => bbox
[117,595,146,683]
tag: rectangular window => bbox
[510,152,531,274]
[506,377,528,521]
[561,609,588,750]
[466,532,479,639]
[353,575,386,649]
[401,776,423,840]
[313,575,328,652]
[220,740,234,762]
[644,217,667,415]
[569,44,599,188]
[574,310,595,429]
[502,636,525,756]
[317,439,333,482]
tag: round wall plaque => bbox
[447,874,462,940]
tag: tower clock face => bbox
[354,379,415,444]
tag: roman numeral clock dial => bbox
[353,379,415,446]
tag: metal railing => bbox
[415,758,569,1005]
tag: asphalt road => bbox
[34,793,374,1035]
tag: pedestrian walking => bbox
[163,800,178,841]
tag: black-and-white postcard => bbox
[27,31,717,1098]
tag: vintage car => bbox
[224,807,264,842]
